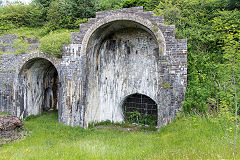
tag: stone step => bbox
[80,23,90,33]
[87,18,98,25]
[96,6,144,18]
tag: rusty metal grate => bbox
[122,94,157,126]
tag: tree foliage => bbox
[95,0,124,11]
[39,30,71,58]
[154,0,240,114]
[0,0,240,116]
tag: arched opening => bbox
[17,58,58,118]
[84,19,161,123]
[86,20,160,56]
[122,94,157,126]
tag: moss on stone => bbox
[160,81,173,89]
[153,23,158,33]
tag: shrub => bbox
[25,114,40,121]
[39,30,71,58]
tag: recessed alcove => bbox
[122,93,158,126]
[17,58,58,118]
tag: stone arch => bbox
[16,52,59,74]
[81,13,166,56]
[83,17,162,126]
[14,53,60,119]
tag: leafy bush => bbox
[95,0,124,11]
[39,30,71,58]
[38,0,96,30]
[125,110,157,126]
[0,3,44,27]
[122,0,160,11]
[25,114,40,121]
[154,0,240,114]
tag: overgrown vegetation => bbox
[0,0,240,157]
[39,29,73,58]
[1,0,239,115]
[125,110,157,126]
[153,0,240,116]
[0,112,10,115]
[88,119,157,131]
[0,111,239,159]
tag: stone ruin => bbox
[0,34,39,53]
[0,7,187,128]
[0,115,24,143]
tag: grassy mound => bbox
[0,111,239,159]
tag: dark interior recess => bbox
[122,94,158,126]
[18,58,59,117]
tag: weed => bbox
[25,114,40,121]
[0,112,239,159]
[0,112,10,115]
[160,81,173,89]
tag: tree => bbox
[222,28,240,155]
[46,0,61,30]
[229,0,240,10]
[33,0,54,8]
[95,0,124,11]
[123,0,147,8]
[211,9,240,154]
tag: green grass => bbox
[0,112,10,115]
[1,27,46,39]
[1,27,79,39]
[0,52,18,55]
[0,111,239,159]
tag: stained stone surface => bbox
[0,115,25,143]
[0,115,23,131]
[0,7,187,128]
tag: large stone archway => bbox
[84,20,161,125]
[61,7,187,128]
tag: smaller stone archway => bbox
[15,57,59,119]
[122,93,158,126]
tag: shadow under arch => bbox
[83,18,162,126]
[16,58,59,119]
[121,93,158,126]
[81,13,166,56]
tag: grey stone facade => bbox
[0,7,187,128]
[0,34,39,53]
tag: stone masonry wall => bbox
[62,6,187,128]
[0,34,40,53]
[0,52,60,117]
[0,7,187,129]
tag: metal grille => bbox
[122,94,157,126]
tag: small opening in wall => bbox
[127,46,131,54]
[122,94,157,126]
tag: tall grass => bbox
[0,111,239,159]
